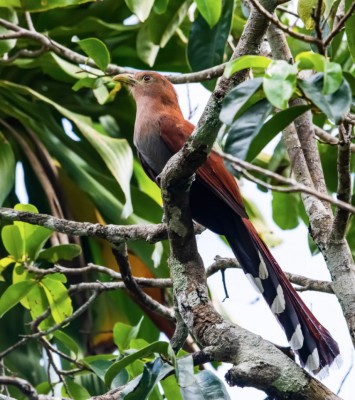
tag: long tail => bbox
[225,215,341,376]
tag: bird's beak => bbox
[112,73,138,86]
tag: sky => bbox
[174,81,355,399]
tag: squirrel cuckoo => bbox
[113,71,340,375]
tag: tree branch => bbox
[219,151,355,214]
[111,244,175,321]
[331,122,353,240]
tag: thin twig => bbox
[249,0,321,45]
[0,377,38,400]
[218,151,355,214]
[112,244,175,321]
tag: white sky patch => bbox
[62,118,80,141]
[15,162,29,203]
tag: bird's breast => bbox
[134,123,173,175]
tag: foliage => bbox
[0,0,353,399]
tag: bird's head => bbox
[113,71,179,107]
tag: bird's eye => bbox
[142,75,151,82]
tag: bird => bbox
[113,71,341,375]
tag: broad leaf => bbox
[224,55,271,77]
[220,78,263,125]
[113,317,143,353]
[298,73,351,124]
[40,276,73,324]
[295,51,325,71]
[78,37,111,71]
[176,356,204,399]
[323,62,343,94]
[0,132,15,206]
[15,0,95,11]
[1,225,24,261]
[53,330,79,355]
[195,0,222,28]
[224,99,273,160]
[263,60,298,109]
[195,370,231,400]
[136,25,160,67]
[272,192,300,230]
[64,380,91,400]
[246,105,311,161]
[14,204,52,261]
[0,280,36,318]
[125,0,154,22]
[27,283,52,329]
[39,244,82,263]
[105,341,170,386]
[148,0,192,47]
[0,81,134,219]
[125,358,163,399]
[188,0,233,89]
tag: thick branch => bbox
[331,122,352,240]
[267,22,355,350]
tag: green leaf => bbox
[125,0,154,22]
[13,204,52,261]
[224,99,273,160]
[246,105,311,161]
[272,192,300,229]
[153,0,169,14]
[0,257,14,278]
[16,0,95,11]
[93,79,111,105]
[298,73,352,124]
[65,380,91,400]
[1,225,25,261]
[39,244,82,263]
[0,8,18,56]
[195,0,222,28]
[0,81,134,219]
[160,375,183,400]
[345,0,355,62]
[78,37,111,71]
[220,78,263,125]
[113,317,143,353]
[0,280,36,318]
[136,25,160,67]
[105,341,170,387]
[27,283,52,329]
[195,370,231,400]
[0,0,20,6]
[263,60,298,109]
[295,51,325,71]
[176,356,204,399]
[148,0,192,47]
[0,132,15,206]
[298,0,325,30]
[323,62,343,94]
[188,0,233,87]
[125,358,163,399]
[224,55,271,77]
[53,330,79,355]
[41,276,73,324]
[72,77,96,91]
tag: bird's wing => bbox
[137,151,159,182]
[159,115,247,218]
